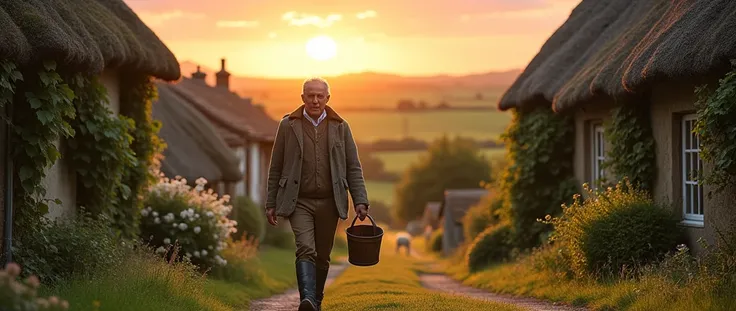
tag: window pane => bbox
[683,184,688,215]
[682,121,690,150]
[698,184,704,215]
[688,184,696,214]
[685,152,691,181]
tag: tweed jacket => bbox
[265,105,369,220]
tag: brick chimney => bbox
[215,58,231,90]
[191,65,206,83]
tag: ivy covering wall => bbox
[603,102,657,193]
[694,61,736,194]
[500,105,578,249]
[0,59,162,246]
[117,73,165,239]
[11,61,76,240]
[66,74,136,227]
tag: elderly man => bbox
[265,77,370,311]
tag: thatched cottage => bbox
[152,84,243,185]
[440,189,487,256]
[165,61,278,205]
[498,0,736,248]
[0,0,179,247]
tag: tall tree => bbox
[392,136,491,224]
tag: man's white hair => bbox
[302,76,330,95]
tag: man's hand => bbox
[266,208,278,226]
[354,204,369,221]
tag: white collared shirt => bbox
[303,108,327,127]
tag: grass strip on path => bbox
[322,232,526,311]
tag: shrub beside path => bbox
[249,262,347,311]
[418,268,589,311]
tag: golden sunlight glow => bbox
[305,35,337,61]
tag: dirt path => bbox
[249,263,347,311]
[419,273,589,311]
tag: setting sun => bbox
[305,35,337,61]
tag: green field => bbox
[374,148,506,175]
[339,109,510,142]
[365,180,396,206]
[365,148,506,205]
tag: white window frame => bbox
[681,114,704,225]
[591,123,606,187]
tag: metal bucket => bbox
[345,215,383,266]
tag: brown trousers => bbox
[289,197,340,270]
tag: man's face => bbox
[301,81,330,118]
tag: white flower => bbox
[194,226,201,234]
[173,223,179,228]
[155,246,166,254]
[164,213,175,223]
[194,251,200,258]
[152,211,159,217]
[179,223,188,231]
[154,217,161,224]
[185,252,192,258]
[201,250,208,256]
[206,211,214,217]
[141,209,149,217]
[208,245,214,250]
[163,238,171,244]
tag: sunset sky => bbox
[123,0,581,79]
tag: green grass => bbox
[45,251,232,311]
[322,232,524,311]
[204,247,297,308]
[444,247,736,311]
[44,247,298,311]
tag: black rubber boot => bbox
[296,260,318,311]
[315,267,329,310]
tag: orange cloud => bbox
[282,11,342,28]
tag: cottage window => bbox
[591,123,606,186]
[681,114,704,224]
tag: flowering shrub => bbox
[140,174,237,269]
[0,262,69,310]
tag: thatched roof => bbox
[0,0,180,80]
[169,77,278,144]
[440,189,488,225]
[153,82,242,183]
[499,0,736,112]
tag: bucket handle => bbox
[350,214,378,235]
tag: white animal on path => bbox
[395,232,411,256]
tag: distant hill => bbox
[179,61,521,91]
[178,60,521,115]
